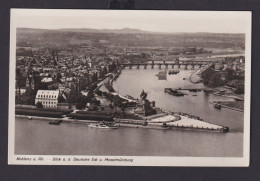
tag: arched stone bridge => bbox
[121,60,212,69]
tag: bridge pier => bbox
[121,61,209,70]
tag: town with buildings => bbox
[15,28,245,132]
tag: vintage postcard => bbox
[8,9,251,166]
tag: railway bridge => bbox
[121,60,212,69]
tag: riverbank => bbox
[210,101,244,112]
[15,107,229,133]
[176,84,244,112]
[189,67,205,83]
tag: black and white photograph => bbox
[8,9,251,166]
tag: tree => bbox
[15,95,23,104]
[209,73,225,87]
[118,102,127,118]
[16,76,26,89]
[113,95,122,106]
[22,95,35,105]
[76,96,88,109]
[39,82,48,90]
[226,68,235,80]
[67,90,95,109]
[102,91,108,97]
[58,95,66,103]
[96,90,102,96]
[67,91,81,103]
[56,72,62,79]
[201,67,215,85]
[235,85,244,94]
[36,101,43,108]
[113,95,128,118]
[33,74,42,91]
[25,87,35,96]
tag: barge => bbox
[164,88,185,96]
[168,70,180,75]
[213,103,222,109]
[49,120,62,125]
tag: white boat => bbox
[88,123,118,129]
[88,124,99,128]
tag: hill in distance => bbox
[16,28,245,49]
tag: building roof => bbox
[36,90,59,99]
[41,77,53,83]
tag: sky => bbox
[12,9,251,33]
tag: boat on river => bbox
[213,103,222,109]
[189,89,199,92]
[88,123,118,129]
[168,70,179,75]
[49,120,63,125]
[164,88,184,96]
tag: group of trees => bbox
[235,85,244,94]
[16,48,33,56]
[16,87,36,105]
[66,90,99,109]
[102,91,129,118]
[201,66,245,94]
[201,66,225,87]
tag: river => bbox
[15,67,244,157]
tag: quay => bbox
[176,88,203,91]
[15,109,229,133]
[114,112,229,133]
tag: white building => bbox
[35,90,59,108]
[41,77,53,83]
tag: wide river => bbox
[15,67,244,157]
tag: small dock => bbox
[177,88,203,91]
[177,84,205,92]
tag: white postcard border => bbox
[8,9,251,166]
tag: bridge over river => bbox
[121,60,214,69]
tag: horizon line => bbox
[17,27,245,35]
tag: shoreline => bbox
[15,109,229,133]
[189,67,204,83]
[209,101,244,112]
